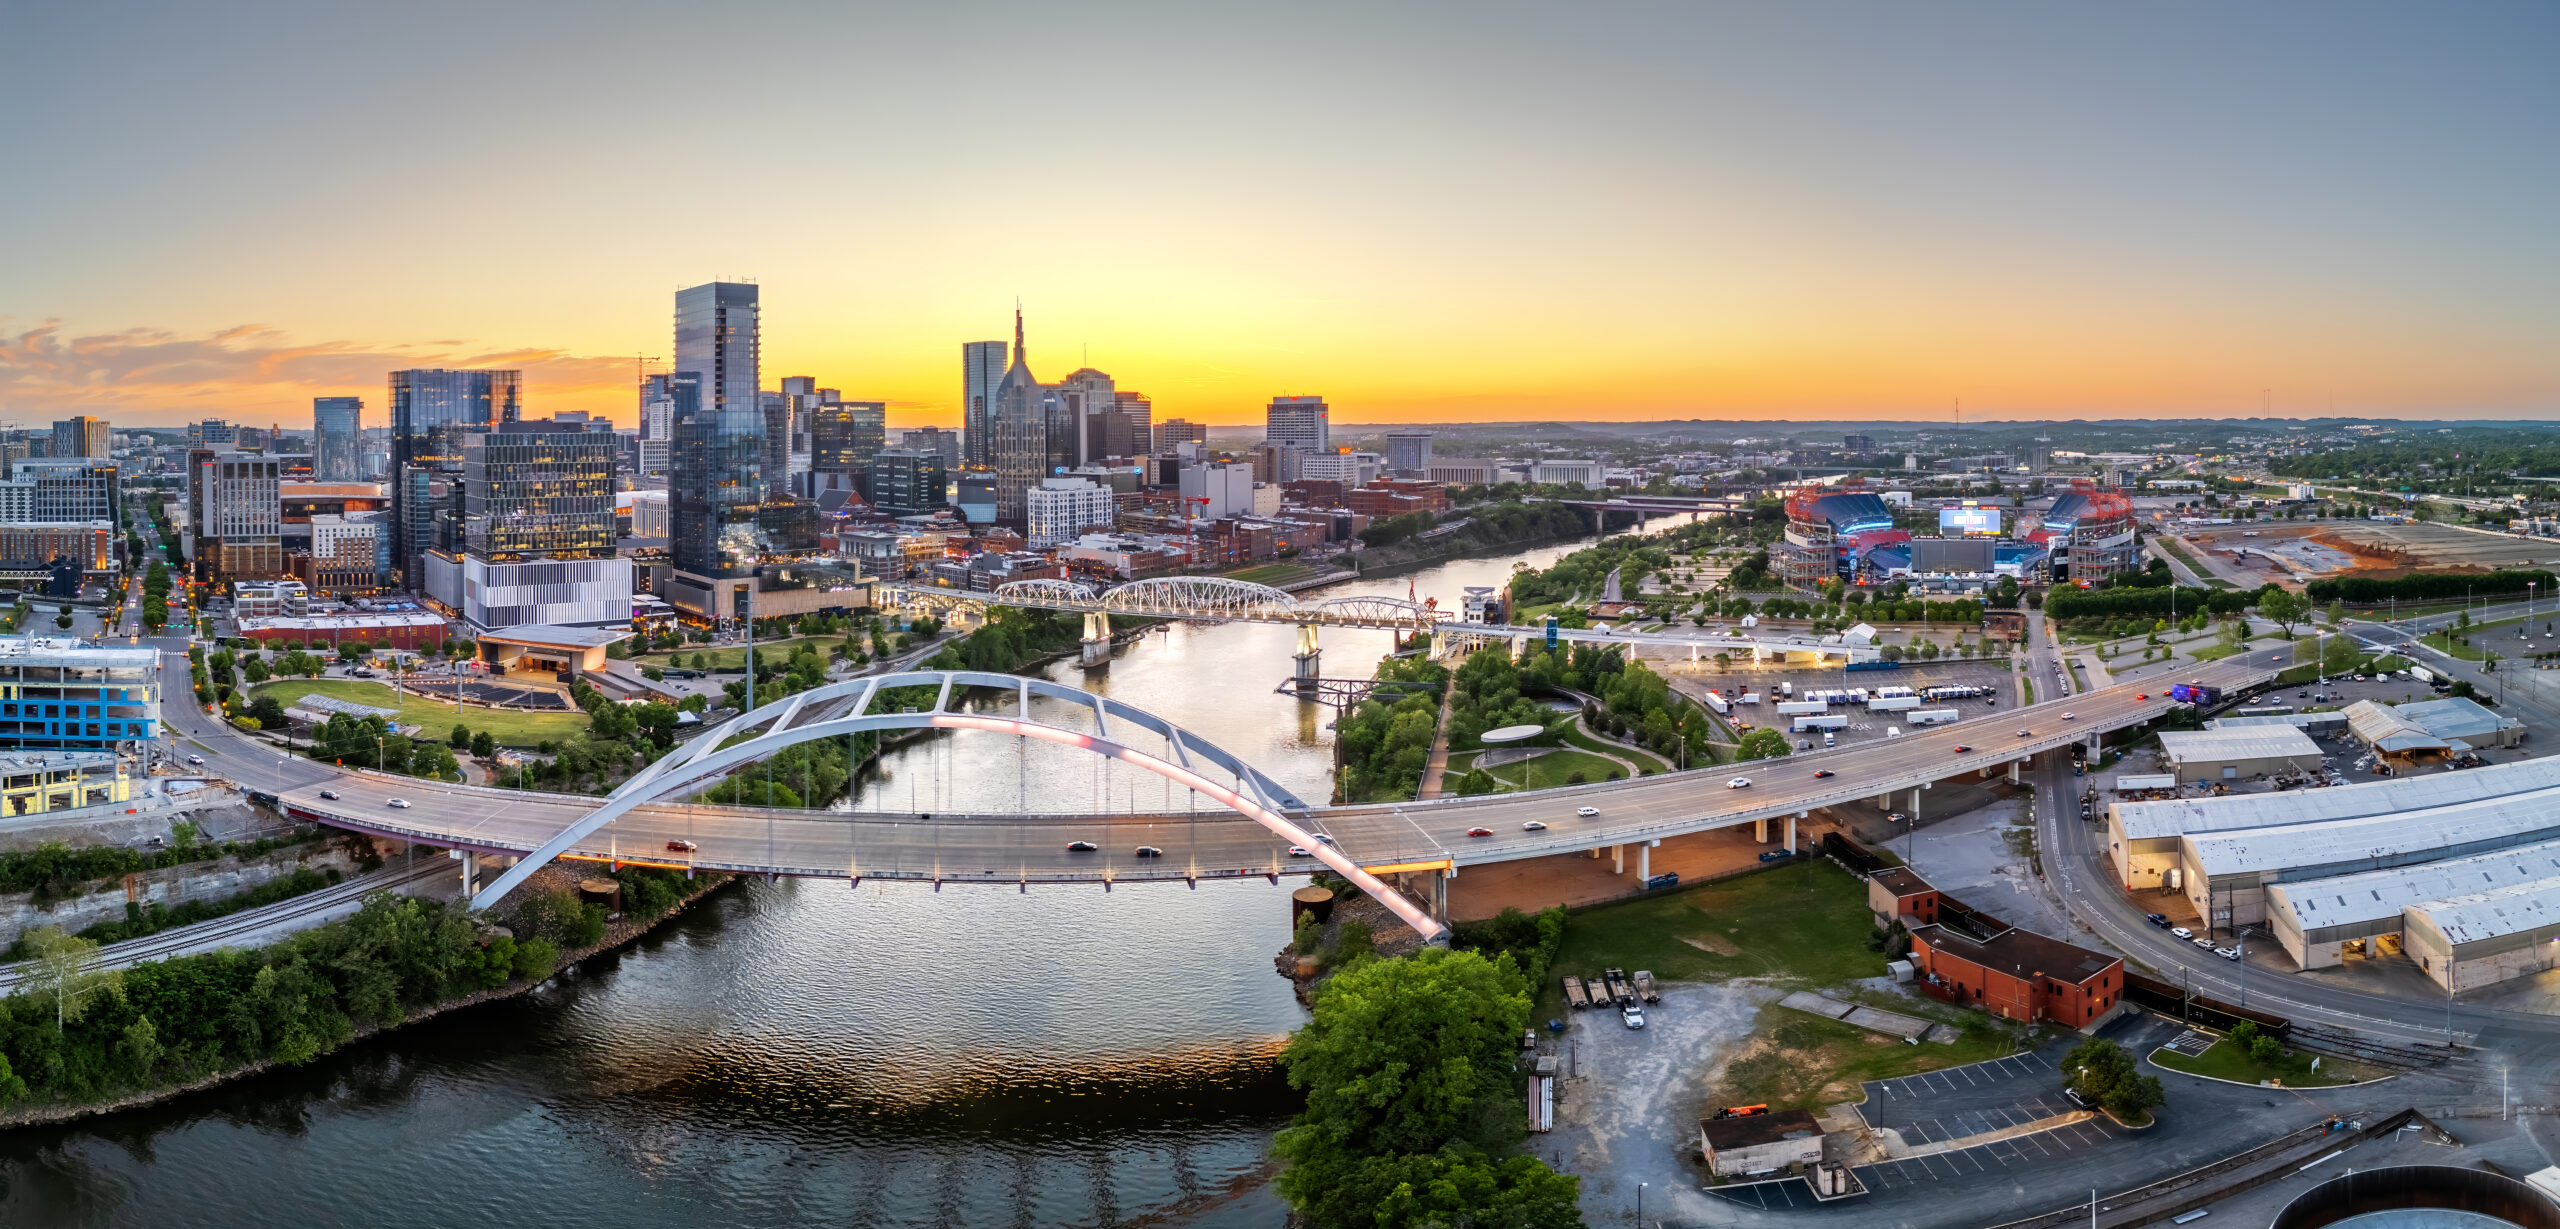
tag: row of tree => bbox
[1334,655,1450,803]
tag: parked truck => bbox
[1780,682,1794,698]
[1869,695,1922,713]
[1702,691,1731,715]
[1907,708,1962,726]
[1792,714,1850,732]
[1773,700,1828,716]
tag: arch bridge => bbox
[464,670,1448,940]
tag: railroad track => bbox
[2288,1021,2467,1068]
[0,860,451,991]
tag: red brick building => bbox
[1866,866,1942,928]
[1908,924,2125,1030]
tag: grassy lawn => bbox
[2022,677,2035,704]
[1481,746,1632,791]
[1550,859,1883,988]
[2186,642,2244,662]
[2150,1037,2365,1088]
[2156,537,2206,572]
[255,679,592,746]
[1561,722,1671,773]
[2420,632,2486,661]
[1225,562,1322,587]
[1717,1003,2030,1110]
[640,635,850,672]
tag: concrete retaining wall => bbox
[0,840,364,948]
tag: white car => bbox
[1576,806,1600,818]
[1287,845,1312,858]
[1620,1006,1646,1030]
[386,798,412,809]
[2170,926,2194,940]
[185,754,205,766]
[1726,777,1752,789]
[1521,821,1547,831]
[2215,947,2241,961]
[2061,712,2075,721]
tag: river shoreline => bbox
[0,873,739,1132]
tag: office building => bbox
[1156,418,1209,450]
[186,449,282,584]
[1300,449,1380,486]
[1057,367,1117,466]
[1265,396,1329,452]
[901,426,963,469]
[991,309,1076,528]
[421,418,630,631]
[4,459,120,526]
[0,523,117,592]
[1026,477,1118,548]
[669,282,768,618]
[0,637,159,749]
[1384,429,1433,476]
[299,513,384,594]
[188,420,236,445]
[956,471,999,526]
[962,339,1008,466]
[50,417,110,460]
[814,400,887,476]
[310,397,363,481]
[867,448,949,518]
[759,389,793,495]
[1179,461,1258,520]
[389,368,520,580]
[1842,433,1877,454]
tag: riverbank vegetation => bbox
[1272,944,1583,1228]
[1334,656,1450,804]
[3,866,339,958]
[0,866,707,1117]
[0,824,329,906]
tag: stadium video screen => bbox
[1939,507,2002,536]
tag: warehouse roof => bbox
[2186,784,2560,880]
[2266,838,2560,939]
[2409,878,2560,946]
[2345,700,2450,755]
[2207,711,2348,733]
[2110,756,2560,841]
[2157,726,2323,765]
[2395,696,2520,745]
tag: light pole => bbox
[1636,1182,1646,1227]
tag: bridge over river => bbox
[167,644,2283,943]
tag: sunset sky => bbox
[3,2,2554,431]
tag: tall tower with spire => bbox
[989,306,1069,529]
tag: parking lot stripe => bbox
[1962,1148,1989,1172]
[1957,1065,1980,1086]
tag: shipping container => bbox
[1906,708,1961,726]
[1791,714,1849,732]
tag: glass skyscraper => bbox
[390,368,519,581]
[461,422,618,561]
[812,401,887,475]
[671,284,763,580]
[962,339,1006,466]
[313,396,363,481]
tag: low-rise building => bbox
[1698,1110,1824,1178]
[1866,866,1942,929]
[235,611,450,651]
[2156,726,2324,785]
[232,578,311,620]
[1907,923,2126,1029]
[0,638,158,749]
[0,750,131,816]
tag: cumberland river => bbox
[0,535,1624,1228]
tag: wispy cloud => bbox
[0,319,637,426]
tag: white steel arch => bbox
[466,670,1447,940]
[991,578,1101,605]
[1096,576,1302,619]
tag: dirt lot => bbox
[2186,520,2560,584]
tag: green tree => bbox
[471,730,497,760]
[1273,947,1531,1189]
[450,723,472,749]
[1735,727,1792,760]
[2258,588,2310,638]
[1291,1151,1584,1229]
[2063,1037,2164,1123]
[2321,633,2361,677]
[23,926,123,1032]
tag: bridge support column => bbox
[1789,812,1801,853]
[1637,841,1650,882]
[1292,624,1321,696]
[1430,868,1450,926]
[2010,758,2022,784]
[1754,817,1768,843]
[1080,611,1112,667]
[1910,786,1925,822]
[1611,844,1623,874]
[461,849,476,896]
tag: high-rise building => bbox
[187,448,283,584]
[1155,418,1209,450]
[421,419,631,631]
[670,284,764,609]
[389,368,520,581]
[1842,433,1877,454]
[867,448,949,518]
[188,420,236,445]
[50,417,110,459]
[780,375,823,483]
[1106,391,1152,461]
[1056,367,1117,467]
[312,397,362,481]
[1384,429,1433,477]
[759,389,793,495]
[5,459,120,525]
[991,309,1075,528]
[901,426,963,469]
[1265,396,1329,452]
[962,339,1008,466]
[1026,477,1118,548]
[813,401,887,476]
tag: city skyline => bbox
[2,3,2554,428]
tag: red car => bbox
[665,839,697,852]
[1466,827,1493,837]
[1952,745,1972,754]
[1812,770,1833,779]
[2136,692,2149,700]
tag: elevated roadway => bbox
[159,644,2282,909]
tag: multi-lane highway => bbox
[162,633,2280,896]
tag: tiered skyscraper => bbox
[669,282,766,620]
[389,368,519,582]
[989,309,1078,528]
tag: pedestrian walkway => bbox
[1413,684,1459,800]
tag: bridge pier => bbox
[1292,624,1321,696]
[1080,611,1112,667]
[1611,844,1623,874]
[1430,867,1450,927]
[1754,817,1767,843]
[2010,758,2022,784]
[460,849,476,896]
[1789,812,1801,853]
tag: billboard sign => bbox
[1939,507,2003,537]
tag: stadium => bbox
[2024,480,2139,583]
[1774,482,1910,590]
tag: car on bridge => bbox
[319,789,339,800]
[1576,806,1599,817]
[2062,711,2075,720]
[1951,745,1971,754]
[2136,693,2148,700]
[1521,821,1547,831]
[1812,769,1833,779]
[1134,846,1164,858]
[1066,841,1099,852]
[1725,777,1751,789]
[387,798,412,809]
[1287,845,1312,857]
[1466,827,1493,837]
[666,839,696,852]
[2015,728,2032,737]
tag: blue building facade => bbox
[0,639,158,748]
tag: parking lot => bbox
[1668,657,2019,755]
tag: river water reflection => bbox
[0,539,1605,1227]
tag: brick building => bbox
[1908,923,2125,1030]
[1866,866,1942,929]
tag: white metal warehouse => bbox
[2264,838,2560,972]
[2155,727,2324,785]
[2177,784,2560,934]
[2404,880,2560,993]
